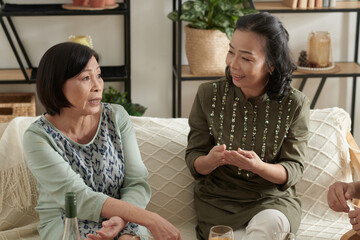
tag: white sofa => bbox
[0,107,359,240]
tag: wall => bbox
[0,0,359,142]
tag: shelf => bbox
[177,62,360,80]
[177,66,224,80]
[0,0,131,96]
[254,1,360,12]
[293,62,360,77]
[0,66,128,83]
[172,0,360,120]
[0,69,32,81]
[0,3,128,16]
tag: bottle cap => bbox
[65,192,77,218]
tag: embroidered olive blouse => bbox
[185,78,310,240]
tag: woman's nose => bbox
[91,75,102,92]
[230,55,240,70]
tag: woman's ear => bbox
[268,65,275,75]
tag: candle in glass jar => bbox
[308,31,332,68]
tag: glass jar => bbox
[308,31,332,68]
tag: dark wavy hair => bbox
[226,12,296,100]
[36,42,99,116]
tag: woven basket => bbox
[0,93,36,123]
[185,25,229,75]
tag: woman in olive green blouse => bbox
[186,12,310,240]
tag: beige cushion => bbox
[0,117,40,240]
[0,123,8,138]
[131,116,197,239]
[296,107,353,239]
[132,108,354,240]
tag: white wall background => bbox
[0,0,359,142]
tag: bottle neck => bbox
[62,217,81,240]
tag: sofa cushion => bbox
[296,107,353,239]
[130,116,197,239]
[0,117,40,240]
[0,107,356,240]
[131,108,354,240]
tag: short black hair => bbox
[226,12,296,100]
[36,42,99,115]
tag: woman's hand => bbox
[118,234,135,240]
[193,144,227,175]
[349,207,360,234]
[223,148,288,184]
[223,148,264,172]
[85,216,127,240]
[146,212,181,240]
[327,181,355,213]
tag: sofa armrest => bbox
[347,132,360,180]
[347,132,360,208]
[341,229,360,240]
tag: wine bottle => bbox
[62,192,81,240]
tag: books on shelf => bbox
[315,0,323,7]
[282,0,298,8]
[308,0,315,8]
[298,0,308,8]
[282,0,336,8]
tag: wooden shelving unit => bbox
[254,1,360,11]
[172,0,359,133]
[0,0,131,97]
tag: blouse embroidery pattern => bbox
[34,104,138,238]
[209,82,295,177]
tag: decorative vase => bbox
[308,31,332,68]
[184,25,229,75]
[73,0,89,6]
[90,0,105,8]
[68,35,93,49]
[105,0,116,6]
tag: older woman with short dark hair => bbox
[23,42,181,240]
[186,12,310,240]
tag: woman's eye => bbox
[82,76,90,81]
[228,50,234,55]
[242,57,251,62]
[97,73,103,79]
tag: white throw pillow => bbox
[296,107,353,239]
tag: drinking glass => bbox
[208,225,234,240]
[272,232,296,240]
[130,235,154,240]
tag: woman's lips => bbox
[232,73,245,81]
[88,99,101,105]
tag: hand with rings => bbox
[349,207,360,234]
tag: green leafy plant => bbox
[167,0,257,40]
[102,86,147,116]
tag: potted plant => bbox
[102,86,147,116]
[168,0,257,75]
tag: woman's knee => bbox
[246,209,290,235]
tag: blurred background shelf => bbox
[0,0,131,98]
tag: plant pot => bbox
[90,0,105,8]
[73,0,89,6]
[185,25,229,75]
